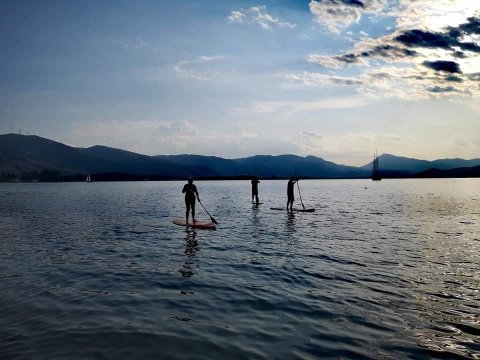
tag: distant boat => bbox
[86,174,92,182]
[372,152,381,181]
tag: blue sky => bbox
[1,0,479,165]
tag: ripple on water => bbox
[0,180,480,359]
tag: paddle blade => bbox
[210,216,218,225]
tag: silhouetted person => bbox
[287,176,298,211]
[251,176,260,205]
[182,177,199,224]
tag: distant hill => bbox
[156,154,367,178]
[0,134,193,177]
[0,134,108,173]
[0,134,369,179]
[1,133,479,181]
[417,165,480,178]
[155,155,241,177]
[362,153,480,174]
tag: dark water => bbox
[1,179,479,359]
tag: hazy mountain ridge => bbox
[417,165,480,178]
[1,134,479,180]
[362,153,480,173]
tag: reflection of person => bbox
[287,176,298,211]
[182,177,199,224]
[180,229,198,278]
[251,176,260,205]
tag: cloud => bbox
[427,85,457,93]
[227,10,245,23]
[395,26,480,53]
[156,120,200,137]
[66,118,301,158]
[287,61,478,100]
[286,71,363,86]
[309,16,480,70]
[302,131,323,140]
[307,43,418,67]
[227,5,296,30]
[422,60,462,73]
[237,96,369,115]
[296,131,411,165]
[304,1,480,101]
[395,0,480,31]
[174,55,224,80]
[357,65,477,99]
[309,0,388,33]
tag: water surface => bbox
[1,179,479,359]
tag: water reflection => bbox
[179,229,199,278]
[285,212,296,234]
[251,205,261,239]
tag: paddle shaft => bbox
[296,181,305,209]
[196,195,218,224]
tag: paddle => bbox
[196,195,218,224]
[296,179,306,210]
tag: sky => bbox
[0,0,479,165]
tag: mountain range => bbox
[1,134,479,181]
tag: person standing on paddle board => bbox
[251,176,260,205]
[287,176,298,211]
[182,177,199,224]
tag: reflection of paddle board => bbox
[173,219,216,230]
[270,207,315,213]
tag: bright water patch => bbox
[0,179,479,359]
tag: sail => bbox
[372,152,381,181]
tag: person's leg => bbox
[185,201,190,223]
[255,194,259,205]
[191,202,196,222]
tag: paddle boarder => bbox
[287,176,298,211]
[251,176,260,205]
[182,177,200,224]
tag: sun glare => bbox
[398,0,480,31]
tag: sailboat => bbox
[86,174,92,182]
[372,152,381,181]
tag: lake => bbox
[0,179,479,359]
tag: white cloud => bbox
[304,1,480,101]
[227,5,296,30]
[227,10,245,23]
[285,65,480,101]
[174,55,225,81]
[286,71,364,86]
[396,0,480,31]
[237,95,370,115]
[309,0,388,34]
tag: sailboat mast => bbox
[372,151,381,181]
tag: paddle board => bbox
[270,207,315,212]
[173,219,217,230]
